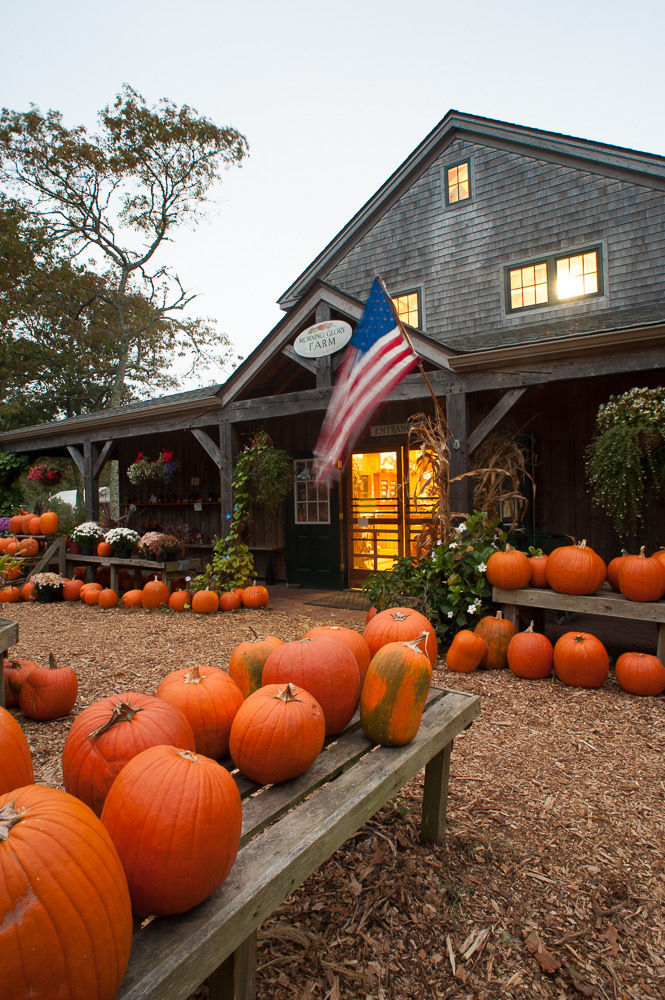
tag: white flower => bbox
[454,522,466,533]
[447,611,454,618]
[477,562,487,573]
[104,527,140,545]
[448,541,458,550]
[467,603,478,614]
[71,521,104,542]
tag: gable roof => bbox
[278,110,665,310]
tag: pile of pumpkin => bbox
[0,605,438,998]
[444,539,665,696]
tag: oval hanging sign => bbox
[293,320,352,358]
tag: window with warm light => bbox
[506,247,602,312]
[392,290,420,328]
[446,160,471,204]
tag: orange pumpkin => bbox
[228,631,284,698]
[553,632,609,689]
[617,546,665,602]
[528,551,549,588]
[20,581,36,602]
[62,577,84,601]
[8,515,24,534]
[473,611,515,669]
[39,511,59,535]
[485,544,531,590]
[168,590,190,612]
[545,540,606,595]
[141,577,169,609]
[191,589,219,614]
[614,651,665,696]
[360,634,432,746]
[97,541,113,557]
[19,653,78,720]
[0,704,34,793]
[606,550,629,592]
[3,658,39,708]
[219,590,243,611]
[506,622,553,679]
[20,513,34,534]
[97,588,119,609]
[363,607,438,668]
[241,583,269,608]
[83,587,101,606]
[121,588,144,609]
[445,629,487,673]
[156,665,243,759]
[27,515,42,535]
[17,537,39,557]
[0,587,21,603]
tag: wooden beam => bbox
[280,344,318,374]
[93,439,115,479]
[67,445,85,477]
[191,428,222,468]
[219,421,235,540]
[84,442,98,521]
[446,392,473,515]
[467,387,527,454]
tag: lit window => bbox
[556,251,599,300]
[506,247,602,312]
[446,161,470,204]
[509,262,549,310]
[294,459,329,524]
[392,290,420,328]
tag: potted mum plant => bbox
[70,521,105,555]
[31,572,65,602]
[104,527,140,558]
[137,532,184,562]
[586,386,665,541]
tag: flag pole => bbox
[378,276,449,429]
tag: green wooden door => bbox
[286,458,343,589]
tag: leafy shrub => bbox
[363,510,503,645]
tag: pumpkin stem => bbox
[525,621,535,633]
[391,612,409,621]
[89,700,144,738]
[0,801,26,840]
[178,750,199,762]
[248,625,258,641]
[184,666,205,684]
[495,611,504,620]
[48,652,58,670]
[403,631,430,655]
[276,682,302,703]
[638,545,647,557]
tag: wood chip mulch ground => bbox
[3,601,665,1000]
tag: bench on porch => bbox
[64,553,201,592]
[492,584,665,661]
[115,685,480,1000]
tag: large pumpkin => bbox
[62,691,196,816]
[121,588,144,609]
[445,629,487,673]
[141,576,169,609]
[506,621,553,679]
[19,653,78,720]
[0,705,34,793]
[545,540,606,595]
[101,744,241,917]
[39,511,59,535]
[614,651,665,696]
[191,589,219,614]
[363,607,438,668]
[473,611,515,669]
[485,544,531,590]
[303,625,372,684]
[155,665,243,758]
[228,630,284,698]
[62,577,84,601]
[219,589,243,611]
[168,589,190,612]
[229,682,326,784]
[241,583,269,608]
[553,631,609,688]
[360,635,432,746]
[262,636,361,736]
[617,546,665,602]
[0,784,132,1000]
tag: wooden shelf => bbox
[122,501,220,508]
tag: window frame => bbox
[505,244,604,314]
[293,458,330,525]
[391,287,422,330]
[444,158,472,207]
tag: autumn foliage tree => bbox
[0,85,249,426]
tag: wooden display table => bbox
[115,685,480,1000]
[492,585,665,660]
[13,534,66,579]
[64,554,201,592]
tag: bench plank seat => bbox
[116,686,480,1000]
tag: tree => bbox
[0,85,248,416]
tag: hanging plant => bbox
[233,430,292,513]
[586,387,665,540]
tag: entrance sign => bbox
[370,423,410,437]
[293,320,352,358]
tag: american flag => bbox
[314,278,419,484]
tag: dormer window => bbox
[392,289,420,328]
[445,160,471,205]
[506,247,602,312]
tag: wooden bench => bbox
[115,685,480,1000]
[0,617,19,708]
[492,584,665,661]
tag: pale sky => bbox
[3,0,664,388]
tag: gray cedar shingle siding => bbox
[324,140,665,353]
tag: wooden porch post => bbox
[446,391,472,516]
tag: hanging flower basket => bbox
[127,451,180,486]
[27,462,63,488]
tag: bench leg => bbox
[206,930,257,1000]
[657,623,665,664]
[420,741,453,844]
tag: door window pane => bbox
[293,460,330,524]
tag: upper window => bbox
[392,290,420,328]
[445,160,471,205]
[506,247,602,312]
